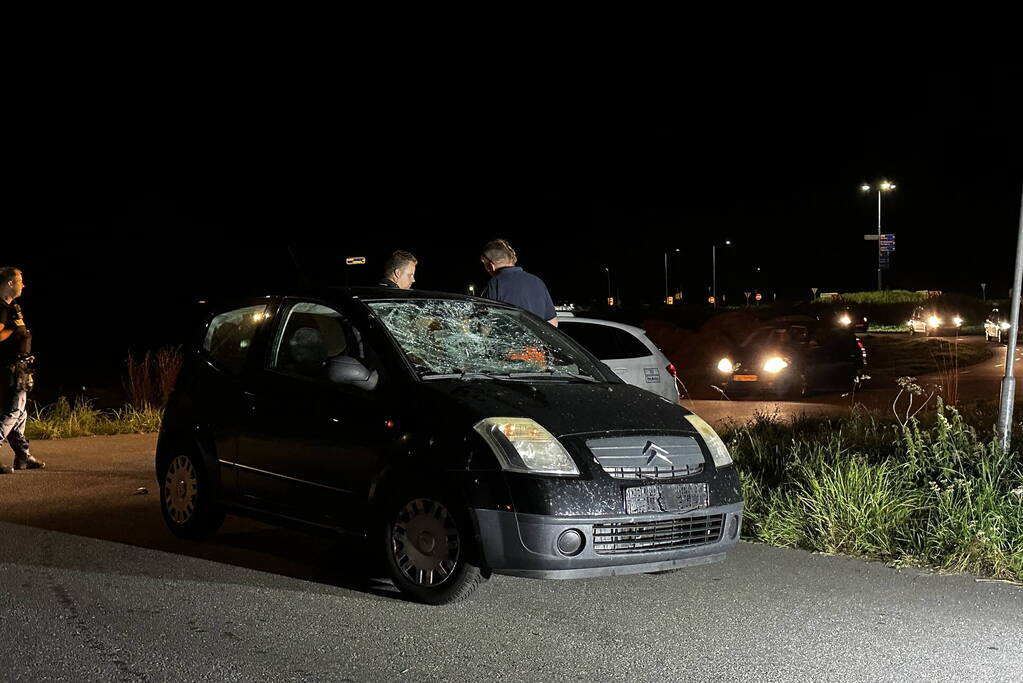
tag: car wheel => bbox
[159,450,225,540]
[383,494,488,605]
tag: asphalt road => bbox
[1,435,1020,681]
[680,336,1023,422]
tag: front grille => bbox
[586,435,705,481]
[602,463,704,480]
[592,514,724,554]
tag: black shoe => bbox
[13,457,45,470]
[0,464,11,474]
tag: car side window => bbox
[559,323,650,360]
[203,304,271,376]
[269,302,359,381]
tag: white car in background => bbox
[557,314,680,403]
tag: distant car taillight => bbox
[666,363,677,377]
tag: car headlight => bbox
[684,414,732,468]
[717,357,734,373]
[928,316,942,328]
[763,357,788,373]
[953,316,963,326]
[839,315,851,326]
[473,418,579,476]
[1001,322,1011,330]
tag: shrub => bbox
[725,402,1022,581]
[123,346,183,409]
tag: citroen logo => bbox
[642,442,673,467]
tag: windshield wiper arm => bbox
[421,371,511,381]
[507,370,599,382]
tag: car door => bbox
[195,300,276,501]
[234,299,389,528]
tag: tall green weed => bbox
[726,402,1022,581]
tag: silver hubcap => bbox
[164,455,198,524]
[391,498,460,587]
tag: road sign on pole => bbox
[345,257,367,265]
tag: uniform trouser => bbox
[0,379,32,464]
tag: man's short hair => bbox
[382,250,417,277]
[481,239,517,265]
[0,267,20,285]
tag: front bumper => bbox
[471,502,743,579]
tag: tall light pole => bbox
[604,267,611,303]
[861,180,896,290]
[663,249,679,304]
[996,185,1023,452]
[712,240,732,309]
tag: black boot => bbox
[12,456,45,470]
[0,463,11,474]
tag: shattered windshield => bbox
[367,300,604,380]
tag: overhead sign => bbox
[345,257,367,265]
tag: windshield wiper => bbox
[421,370,511,381]
[506,369,599,383]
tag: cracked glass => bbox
[367,300,603,381]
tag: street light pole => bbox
[663,253,669,303]
[712,240,731,309]
[712,245,716,308]
[996,185,1023,452]
[604,267,611,303]
[862,181,895,290]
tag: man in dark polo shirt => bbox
[479,239,558,326]
[376,250,418,289]
[0,267,45,474]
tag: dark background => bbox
[8,60,1022,405]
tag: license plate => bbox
[624,483,710,514]
[733,374,759,382]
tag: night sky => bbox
[9,71,1022,401]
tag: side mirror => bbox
[328,356,379,391]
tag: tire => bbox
[158,449,225,540]
[382,494,488,605]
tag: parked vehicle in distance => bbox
[907,305,963,337]
[716,317,867,398]
[556,314,680,403]
[985,306,1022,343]
[157,289,743,604]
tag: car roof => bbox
[557,316,648,336]
[204,287,523,312]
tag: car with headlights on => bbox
[157,289,743,604]
[833,306,869,332]
[984,307,1021,343]
[715,318,867,398]
[907,306,963,337]
[556,314,680,403]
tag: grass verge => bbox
[25,397,162,440]
[863,334,992,380]
[725,402,1022,581]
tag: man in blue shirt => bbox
[479,239,558,327]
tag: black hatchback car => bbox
[157,289,743,604]
[715,318,867,398]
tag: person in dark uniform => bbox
[0,267,44,474]
[376,250,418,289]
[480,239,558,326]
